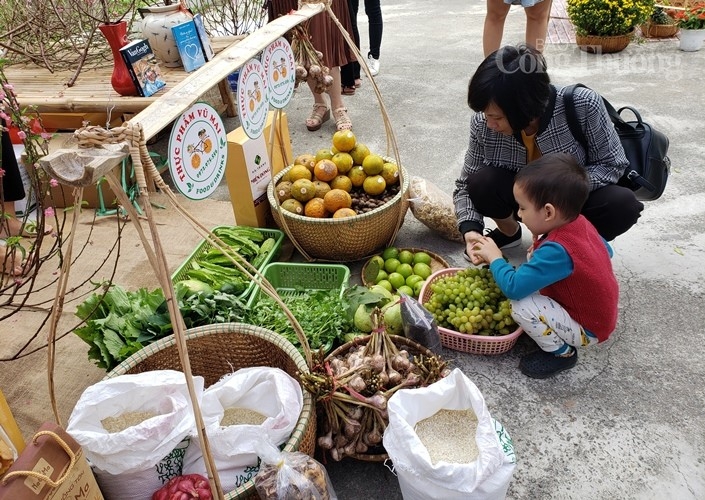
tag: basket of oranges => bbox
[268,130,409,262]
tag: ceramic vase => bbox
[139,3,193,67]
[98,22,139,96]
[678,28,705,51]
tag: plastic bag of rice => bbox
[408,177,463,242]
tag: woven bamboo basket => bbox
[322,334,439,462]
[268,164,410,262]
[640,22,679,37]
[105,323,317,500]
[576,31,634,53]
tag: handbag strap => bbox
[0,430,77,488]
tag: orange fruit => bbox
[323,189,352,213]
[288,164,313,182]
[315,148,334,163]
[291,178,316,203]
[349,143,371,165]
[276,181,293,202]
[191,154,201,169]
[333,208,357,218]
[304,197,328,218]
[314,159,338,182]
[363,175,386,196]
[381,162,399,185]
[330,175,353,192]
[281,198,304,214]
[313,180,332,199]
[332,130,356,152]
[348,165,367,188]
[294,153,317,173]
[203,139,213,153]
[331,152,354,174]
[362,154,385,175]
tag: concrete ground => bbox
[176,0,704,498]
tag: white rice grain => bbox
[101,411,157,433]
[220,407,266,427]
[415,409,479,464]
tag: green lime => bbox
[388,272,406,290]
[398,250,414,265]
[413,262,433,280]
[384,258,400,273]
[413,280,425,298]
[370,255,385,268]
[406,274,424,287]
[396,263,414,279]
[375,270,389,284]
[382,247,400,261]
[413,251,433,265]
[397,285,414,297]
[376,279,393,292]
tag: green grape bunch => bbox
[423,267,517,336]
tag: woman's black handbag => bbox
[564,83,671,201]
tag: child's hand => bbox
[469,236,503,265]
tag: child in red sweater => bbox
[469,153,619,378]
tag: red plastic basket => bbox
[419,268,523,355]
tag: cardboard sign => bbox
[236,58,269,139]
[168,102,228,200]
[0,422,103,500]
[261,37,296,109]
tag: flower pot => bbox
[640,22,679,38]
[98,22,140,97]
[138,3,193,67]
[678,28,705,51]
[576,32,633,53]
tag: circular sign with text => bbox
[237,58,269,139]
[261,37,296,109]
[168,102,228,200]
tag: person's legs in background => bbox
[581,185,644,241]
[341,0,361,93]
[307,66,352,131]
[364,0,382,76]
[524,0,552,52]
[483,0,512,56]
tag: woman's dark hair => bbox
[514,153,589,220]
[468,44,551,132]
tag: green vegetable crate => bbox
[247,262,351,308]
[171,226,284,301]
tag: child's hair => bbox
[467,44,551,132]
[514,153,589,220]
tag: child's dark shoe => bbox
[519,349,577,379]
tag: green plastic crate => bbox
[247,262,351,308]
[172,226,284,300]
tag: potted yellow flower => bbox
[671,2,705,51]
[567,0,655,52]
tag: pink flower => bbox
[44,207,55,218]
[0,112,9,122]
[50,178,59,187]
[41,132,52,140]
[2,83,13,91]
[17,130,26,140]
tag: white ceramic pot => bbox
[139,3,193,67]
[678,28,705,52]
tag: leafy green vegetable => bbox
[246,289,353,354]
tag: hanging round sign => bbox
[237,58,269,139]
[168,102,228,200]
[261,37,296,109]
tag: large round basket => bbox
[419,268,523,355]
[323,334,439,462]
[104,323,316,500]
[576,32,633,53]
[640,22,679,38]
[268,164,410,262]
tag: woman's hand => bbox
[469,236,503,265]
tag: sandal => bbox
[342,86,356,96]
[333,107,352,131]
[306,103,330,132]
[354,78,362,88]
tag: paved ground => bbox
[166,0,704,498]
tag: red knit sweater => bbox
[539,215,619,342]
